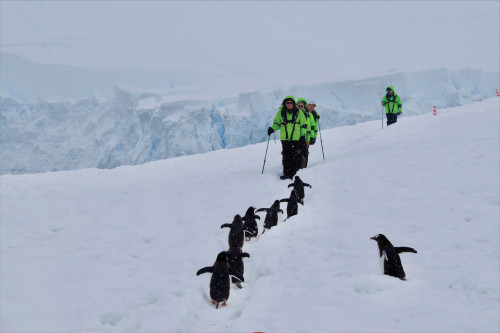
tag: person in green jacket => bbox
[307,101,320,145]
[267,96,308,180]
[381,86,402,126]
[297,98,313,168]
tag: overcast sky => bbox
[1,1,499,86]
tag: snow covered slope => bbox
[1,98,498,332]
[1,68,498,174]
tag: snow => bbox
[1,98,498,332]
[1,67,498,174]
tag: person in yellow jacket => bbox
[267,96,308,180]
[381,86,402,126]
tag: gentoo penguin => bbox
[227,246,250,289]
[288,176,312,204]
[196,251,245,308]
[370,234,417,280]
[280,189,303,220]
[255,200,284,234]
[221,215,248,248]
[242,206,260,241]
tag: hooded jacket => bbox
[297,97,313,142]
[382,86,402,114]
[271,96,308,141]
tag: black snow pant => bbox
[386,113,398,126]
[281,141,302,179]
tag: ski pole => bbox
[262,135,271,174]
[318,121,325,160]
[382,105,384,130]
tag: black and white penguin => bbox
[280,189,303,220]
[242,206,260,241]
[221,215,248,248]
[256,200,284,234]
[370,234,417,280]
[288,175,312,204]
[196,251,245,308]
[227,246,250,289]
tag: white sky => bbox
[1,1,499,85]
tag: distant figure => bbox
[267,96,308,180]
[307,101,320,145]
[381,86,402,126]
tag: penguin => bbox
[196,251,245,308]
[242,206,260,241]
[280,189,303,221]
[221,214,249,248]
[255,200,284,234]
[227,246,250,289]
[288,175,312,204]
[370,234,417,280]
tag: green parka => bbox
[271,96,308,141]
[310,110,319,139]
[381,86,402,114]
[297,97,314,142]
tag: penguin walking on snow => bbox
[370,234,417,280]
[227,246,250,289]
[196,251,245,308]
[221,215,250,248]
[242,206,260,241]
[288,176,312,204]
[256,200,284,234]
[280,189,303,221]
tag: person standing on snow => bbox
[297,98,313,169]
[267,96,308,180]
[307,101,320,145]
[381,86,402,126]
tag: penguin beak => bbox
[370,237,376,240]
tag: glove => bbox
[267,127,274,136]
[316,114,320,119]
[398,111,402,115]
[310,138,316,145]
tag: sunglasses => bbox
[286,101,294,105]
[298,105,305,108]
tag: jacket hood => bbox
[282,96,296,106]
[386,86,395,93]
[296,97,308,107]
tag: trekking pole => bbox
[262,135,271,174]
[382,105,384,130]
[318,121,325,160]
[274,132,276,144]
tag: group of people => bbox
[268,86,402,180]
[267,96,321,180]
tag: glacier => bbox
[1,67,498,174]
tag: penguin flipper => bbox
[279,209,284,214]
[229,268,245,282]
[255,208,268,213]
[304,183,312,188]
[242,252,250,258]
[255,215,261,220]
[196,266,213,276]
[395,247,417,254]
[288,183,293,188]
[280,198,290,203]
[221,223,232,229]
